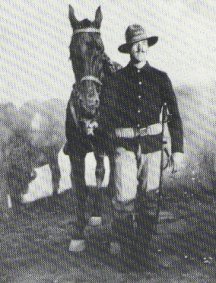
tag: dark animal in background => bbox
[0,103,20,213]
[1,99,66,212]
[18,98,66,197]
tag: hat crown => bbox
[118,24,158,53]
[125,24,147,43]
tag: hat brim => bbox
[118,36,158,53]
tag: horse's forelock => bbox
[72,19,94,31]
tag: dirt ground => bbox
[1,184,215,283]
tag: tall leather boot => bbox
[135,190,158,269]
[110,211,138,270]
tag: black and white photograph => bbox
[1,1,215,282]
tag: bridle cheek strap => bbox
[69,100,78,127]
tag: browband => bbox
[73,28,100,35]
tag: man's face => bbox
[130,40,148,63]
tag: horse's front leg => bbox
[49,152,61,197]
[69,153,88,252]
[89,152,105,226]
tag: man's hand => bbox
[170,152,184,173]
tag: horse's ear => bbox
[94,6,103,28]
[69,4,79,28]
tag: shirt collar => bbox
[127,61,151,73]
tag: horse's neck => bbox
[103,53,122,75]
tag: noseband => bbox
[81,75,102,86]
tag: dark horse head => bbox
[69,5,104,118]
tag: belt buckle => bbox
[139,127,148,137]
[133,128,140,137]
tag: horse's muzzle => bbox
[80,98,99,116]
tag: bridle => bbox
[70,27,103,131]
[72,27,103,87]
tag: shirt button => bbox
[139,81,142,85]
[138,95,141,99]
[137,69,141,73]
[138,109,141,113]
[137,124,140,128]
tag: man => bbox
[100,24,184,266]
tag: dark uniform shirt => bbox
[100,61,184,154]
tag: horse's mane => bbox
[102,53,122,76]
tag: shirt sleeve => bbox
[162,73,184,153]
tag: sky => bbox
[1,0,216,106]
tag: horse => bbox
[65,5,121,251]
[2,99,66,212]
